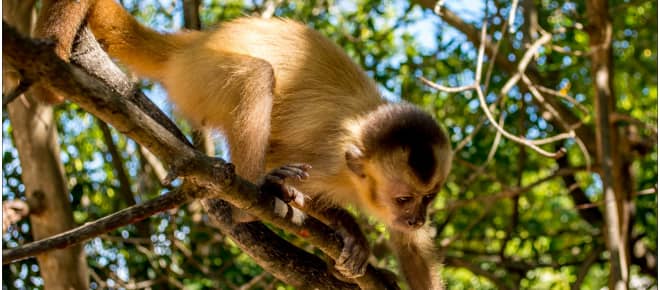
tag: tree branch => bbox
[556,154,603,227]
[3,188,192,263]
[414,0,597,156]
[98,119,137,206]
[420,20,566,159]
[2,22,398,289]
[98,119,151,238]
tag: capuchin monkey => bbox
[34,0,452,288]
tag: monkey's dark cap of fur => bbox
[362,103,448,184]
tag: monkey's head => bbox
[345,104,452,232]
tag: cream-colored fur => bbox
[87,1,446,288]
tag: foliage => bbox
[2,0,657,289]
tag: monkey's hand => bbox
[331,211,370,279]
[259,163,311,206]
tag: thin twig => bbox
[239,271,270,290]
[3,189,192,264]
[610,113,658,135]
[508,0,520,33]
[425,14,566,158]
[571,245,604,290]
[475,86,565,158]
[445,166,586,210]
[453,117,486,152]
[534,84,590,114]
[501,32,552,97]
[576,187,658,210]
[483,14,509,92]
[636,187,657,196]
[486,110,506,162]
[139,145,169,183]
[528,131,575,145]
[429,2,597,157]
[551,45,587,57]
[419,77,475,93]
[474,19,488,84]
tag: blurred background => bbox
[2,0,657,289]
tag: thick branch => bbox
[3,22,397,289]
[70,26,193,148]
[204,198,366,290]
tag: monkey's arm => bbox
[390,229,444,290]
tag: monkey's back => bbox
[208,18,380,104]
[168,18,385,176]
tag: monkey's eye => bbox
[422,193,437,203]
[395,197,412,204]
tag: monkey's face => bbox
[346,144,452,232]
[378,175,439,231]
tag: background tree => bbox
[3,0,656,289]
[3,0,89,289]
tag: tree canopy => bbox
[2,0,657,289]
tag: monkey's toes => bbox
[335,228,369,279]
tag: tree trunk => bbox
[585,0,632,289]
[3,1,89,289]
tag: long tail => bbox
[87,0,200,80]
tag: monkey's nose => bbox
[407,218,424,228]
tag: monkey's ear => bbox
[345,144,366,178]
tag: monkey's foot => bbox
[334,224,370,279]
[259,163,311,206]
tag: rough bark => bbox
[203,199,358,290]
[2,1,89,288]
[3,22,398,289]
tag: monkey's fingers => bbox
[260,163,311,203]
[334,228,369,279]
